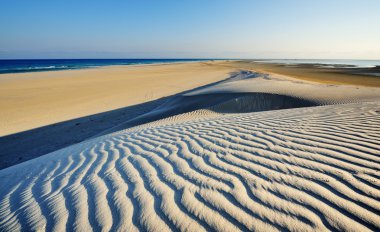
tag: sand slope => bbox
[0,61,235,169]
[98,70,380,135]
[1,100,380,231]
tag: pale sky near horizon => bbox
[0,0,379,59]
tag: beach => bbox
[1,60,380,231]
[2,60,379,138]
[0,61,233,136]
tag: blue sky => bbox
[0,0,379,59]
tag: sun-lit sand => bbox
[0,61,233,136]
[1,61,380,231]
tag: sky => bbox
[0,0,379,59]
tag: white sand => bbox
[1,69,380,231]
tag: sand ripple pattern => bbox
[1,101,380,231]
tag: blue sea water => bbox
[0,59,213,74]
[1,59,379,74]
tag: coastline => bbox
[2,59,380,137]
[1,60,380,170]
[0,59,222,74]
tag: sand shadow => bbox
[0,70,317,170]
[0,71,245,170]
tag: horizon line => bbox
[1,58,380,61]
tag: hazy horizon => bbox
[2,57,379,61]
[1,0,379,59]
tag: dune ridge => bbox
[97,70,380,135]
[1,100,380,231]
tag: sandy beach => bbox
[0,61,233,136]
[1,61,380,231]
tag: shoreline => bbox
[0,59,228,75]
[1,62,380,170]
[2,60,380,136]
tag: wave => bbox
[0,59,213,74]
[0,65,72,74]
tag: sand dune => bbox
[1,67,380,231]
[99,70,380,135]
[1,103,380,230]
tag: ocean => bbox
[0,59,212,74]
[1,59,379,74]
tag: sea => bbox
[1,59,379,74]
[0,59,212,74]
